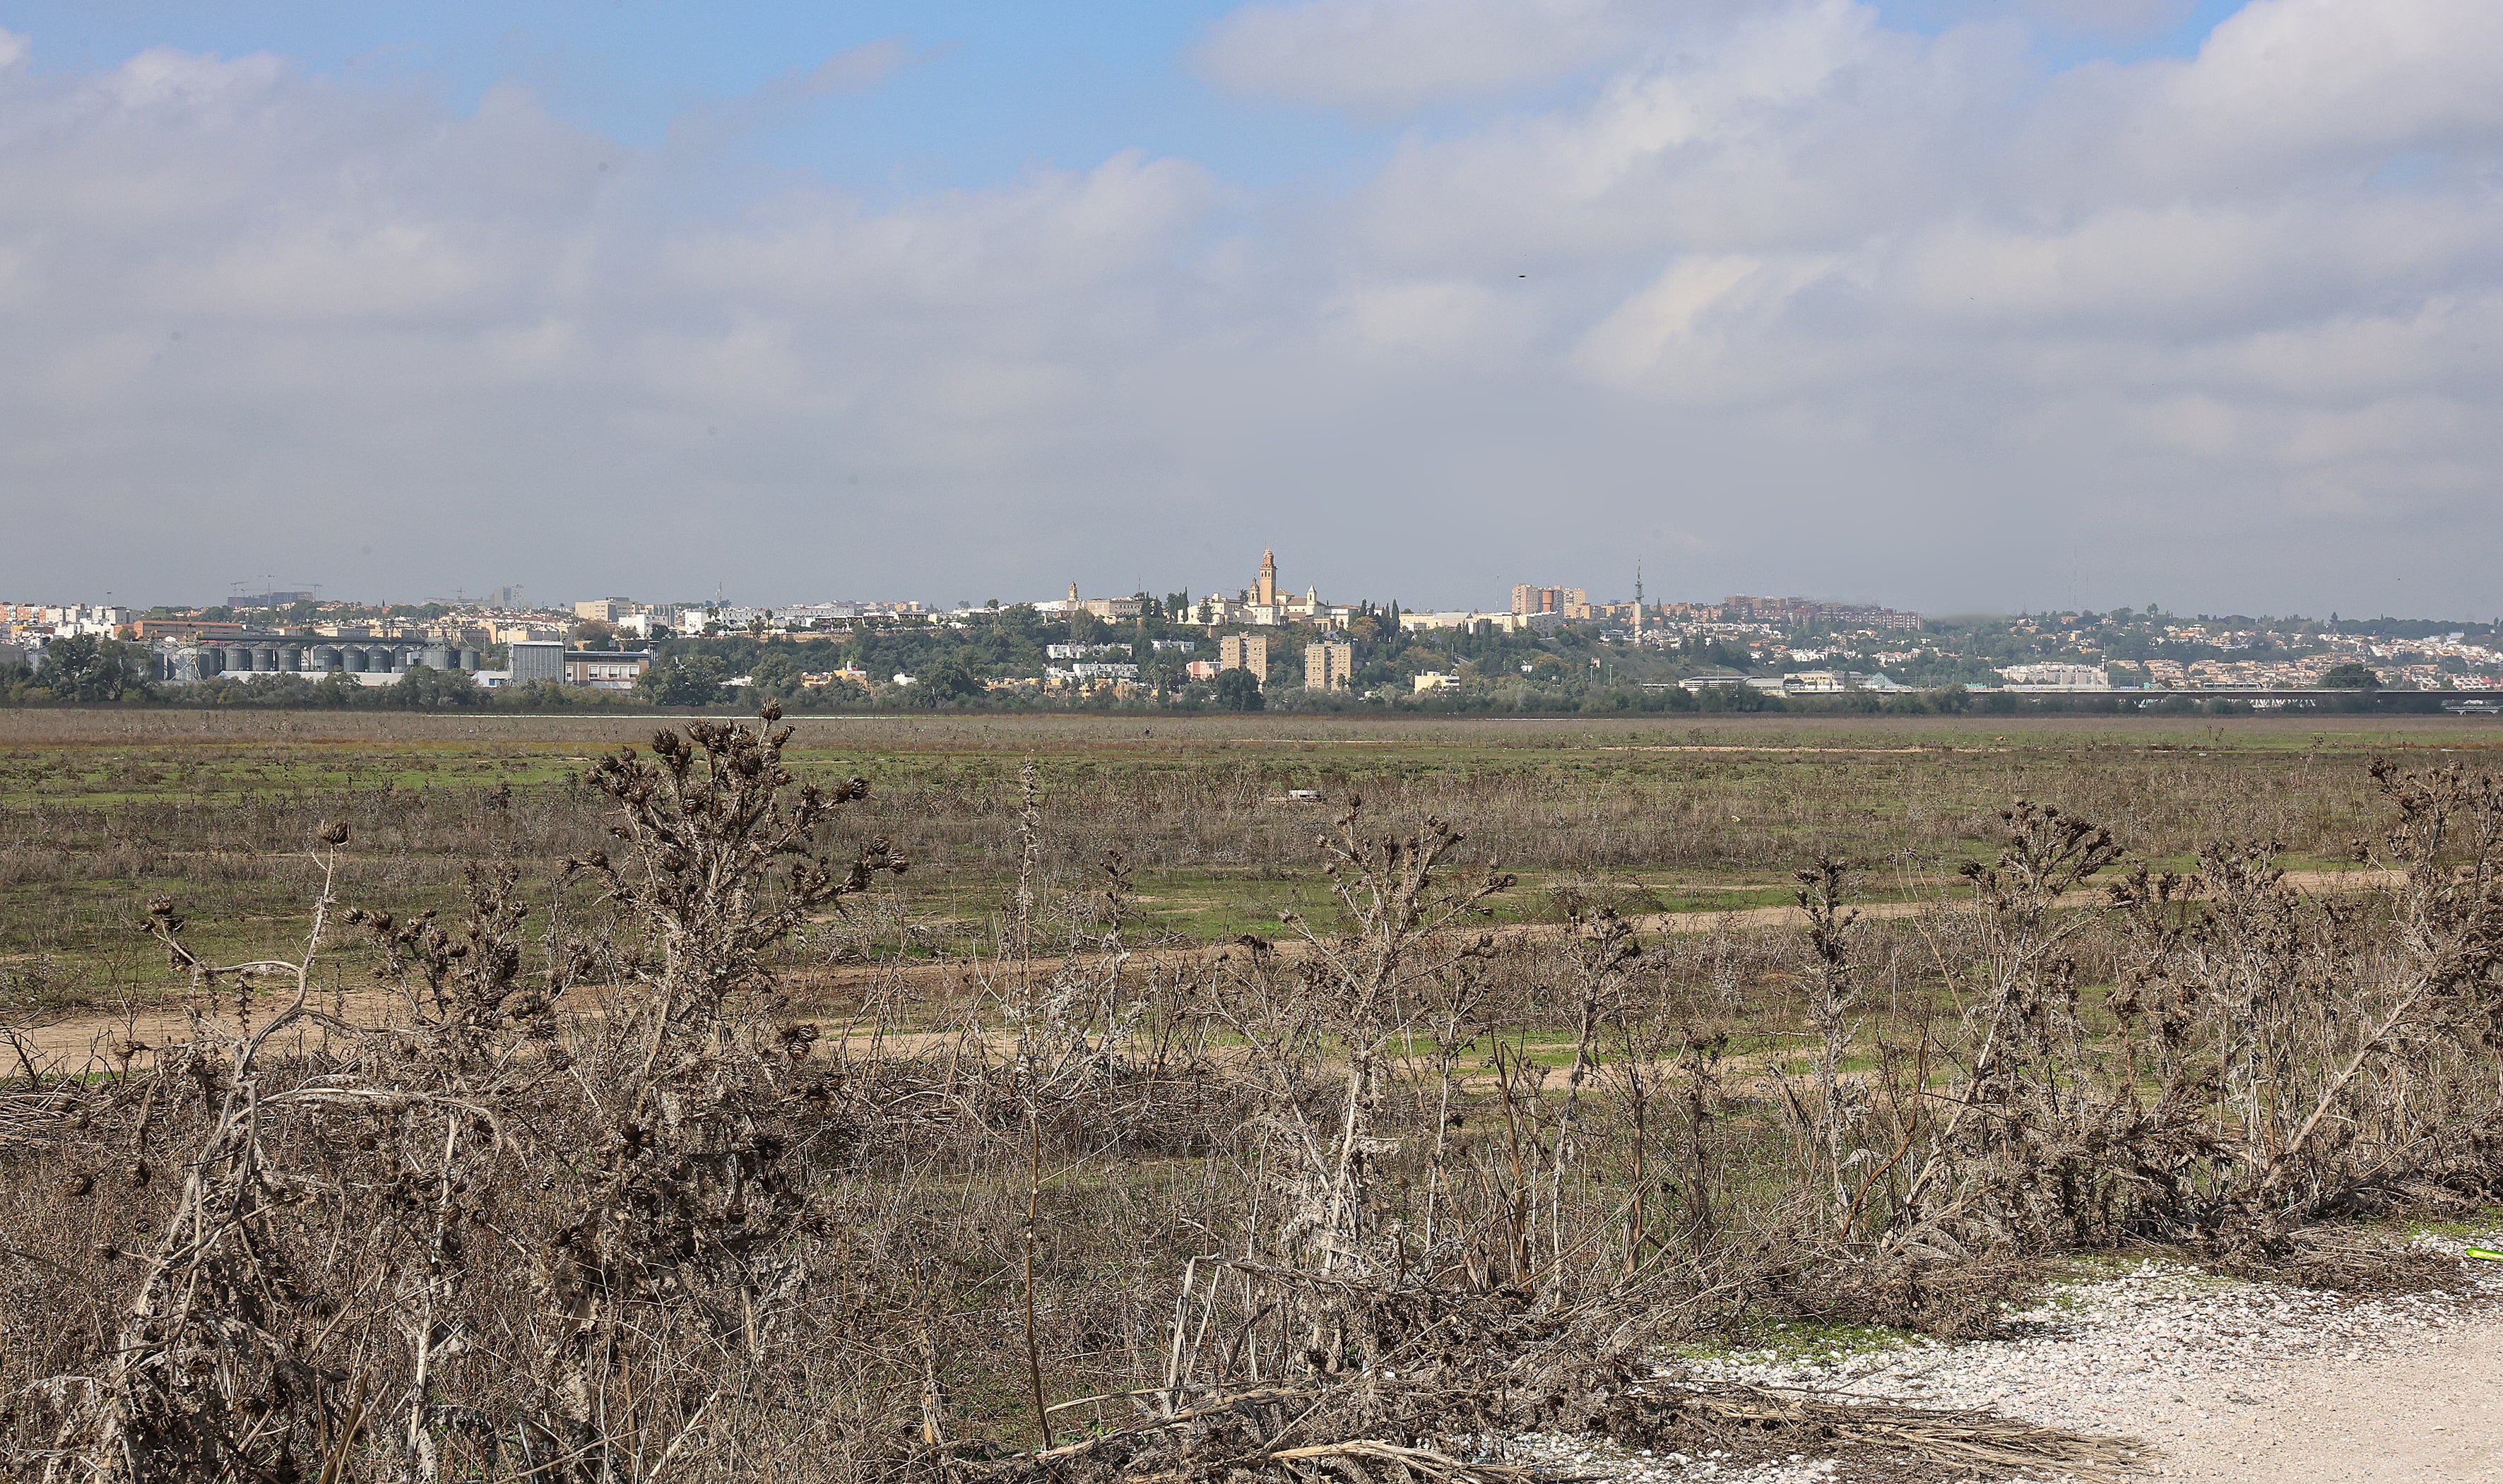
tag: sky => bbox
[0,0,2496,617]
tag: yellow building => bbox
[1511,584,1590,619]
[1219,633,1270,684]
[1304,641,1354,690]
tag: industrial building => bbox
[160,636,483,683]
[508,641,566,685]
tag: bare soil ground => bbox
[1655,1246,2503,1483]
[2138,1314,2503,1481]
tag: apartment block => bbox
[1998,663,2110,690]
[1304,641,1354,690]
[1218,633,1270,684]
[1510,584,1590,619]
[564,650,653,690]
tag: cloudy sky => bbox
[1,0,2496,617]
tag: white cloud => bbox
[1885,196,2503,336]
[4,1,2503,615]
[1325,278,1534,360]
[1573,253,1845,395]
[1352,1,1994,263]
[2016,0,2191,38]
[2029,0,2503,201]
[1194,0,1703,112]
[0,46,1221,600]
[2172,0,2503,160]
[2186,295,2503,401]
[667,152,1214,314]
[798,37,915,97]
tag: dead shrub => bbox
[9,743,2502,1482]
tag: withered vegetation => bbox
[4,710,2502,1483]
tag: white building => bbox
[1999,663,2110,690]
[36,605,131,637]
[1782,670,1905,694]
[1047,662,1140,682]
[1399,611,1516,634]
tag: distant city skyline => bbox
[1,2,2496,615]
[20,578,2503,706]
[19,577,2501,631]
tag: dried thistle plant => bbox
[1223,799,1513,1290]
[529,704,904,1466]
[18,743,2503,1484]
[54,824,371,1483]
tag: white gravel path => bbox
[1506,1233,2503,1483]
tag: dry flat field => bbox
[3,706,2490,1016]
[4,706,2502,1484]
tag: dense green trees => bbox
[1212,668,1265,711]
[747,651,805,699]
[20,597,2455,718]
[637,653,728,706]
[17,636,153,702]
[388,664,483,709]
[912,658,982,704]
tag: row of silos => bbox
[194,643,481,677]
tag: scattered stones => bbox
[1503,1235,2502,1481]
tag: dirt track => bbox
[2140,1310,2503,1480]
[2,871,2380,1069]
[1679,1248,2503,1484]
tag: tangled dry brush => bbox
[5,711,2503,1483]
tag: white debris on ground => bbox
[1503,1233,2503,1482]
[1503,1432,1845,1483]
